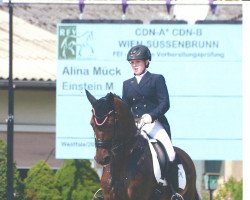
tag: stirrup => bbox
[171,193,184,200]
[92,188,104,200]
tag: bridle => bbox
[91,95,137,165]
[92,108,114,127]
[92,105,121,156]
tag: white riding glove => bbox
[141,114,152,124]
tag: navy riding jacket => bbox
[122,71,171,138]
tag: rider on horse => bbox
[122,45,182,199]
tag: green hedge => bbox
[1,138,100,200]
[55,160,100,200]
[24,160,62,200]
[0,140,25,200]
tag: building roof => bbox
[0,10,57,82]
[0,4,242,84]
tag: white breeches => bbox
[137,120,176,161]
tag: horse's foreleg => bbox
[100,165,112,200]
[127,177,155,200]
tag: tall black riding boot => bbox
[168,159,184,200]
[170,158,179,193]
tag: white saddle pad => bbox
[141,132,186,189]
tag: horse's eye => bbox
[108,122,114,127]
[98,119,114,130]
[107,117,115,125]
[104,121,113,128]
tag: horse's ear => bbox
[108,92,114,102]
[85,89,97,106]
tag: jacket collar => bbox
[138,71,151,87]
[130,71,151,94]
[134,69,147,84]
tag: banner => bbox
[56,23,242,160]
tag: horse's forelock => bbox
[92,94,114,126]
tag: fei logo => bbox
[58,25,94,60]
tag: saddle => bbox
[150,139,170,179]
[150,140,185,200]
[149,139,186,189]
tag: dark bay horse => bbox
[86,90,199,200]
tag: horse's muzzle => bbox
[95,155,111,166]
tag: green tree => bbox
[214,177,242,200]
[55,160,100,200]
[0,139,7,199]
[24,160,61,200]
[0,139,25,200]
[202,177,243,200]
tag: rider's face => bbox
[129,59,148,75]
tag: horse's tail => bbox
[173,146,199,200]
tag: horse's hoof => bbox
[171,193,184,200]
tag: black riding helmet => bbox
[127,45,151,68]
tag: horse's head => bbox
[86,90,136,166]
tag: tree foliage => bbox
[214,177,242,200]
[24,160,61,200]
[0,139,25,200]
[55,160,100,200]
[202,177,243,200]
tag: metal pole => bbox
[7,0,14,199]
[209,190,213,200]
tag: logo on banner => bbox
[58,26,94,60]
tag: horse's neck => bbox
[115,131,145,163]
[110,132,149,182]
[120,128,138,150]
